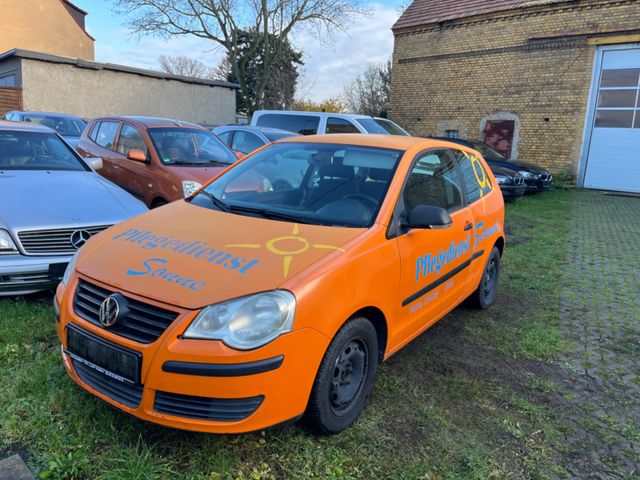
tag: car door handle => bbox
[464,222,473,231]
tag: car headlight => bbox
[182,180,202,198]
[183,291,296,350]
[518,171,537,179]
[494,174,510,185]
[62,251,79,287]
[0,229,18,254]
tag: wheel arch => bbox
[494,236,505,257]
[348,306,388,364]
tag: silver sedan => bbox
[0,121,147,295]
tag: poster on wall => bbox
[483,120,515,159]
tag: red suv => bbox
[77,117,238,208]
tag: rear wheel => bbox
[469,246,501,309]
[305,317,378,434]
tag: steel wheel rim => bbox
[483,257,498,302]
[329,338,369,416]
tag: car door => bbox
[452,148,502,294]
[112,123,153,202]
[393,149,475,345]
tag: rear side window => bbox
[216,130,233,145]
[455,150,493,204]
[256,114,319,135]
[117,124,147,156]
[94,121,120,150]
[231,130,264,154]
[326,118,360,134]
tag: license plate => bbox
[49,262,68,281]
[66,325,141,384]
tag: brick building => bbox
[390,0,640,193]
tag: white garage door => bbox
[583,46,640,193]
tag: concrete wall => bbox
[20,60,237,126]
[0,0,94,60]
[390,0,640,176]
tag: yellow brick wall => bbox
[390,0,640,176]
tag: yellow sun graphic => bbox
[226,224,345,278]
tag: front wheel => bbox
[305,317,379,434]
[469,246,501,309]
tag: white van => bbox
[250,110,410,136]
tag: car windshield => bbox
[356,118,409,136]
[264,131,296,142]
[22,115,86,137]
[149,127,237,166]
[191,142,404,228]
[0,131,87,171]
[471,141,506,160]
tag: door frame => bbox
[577,42,640,188]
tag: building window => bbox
[0,75,16,87]
[594,68,640,129]
[445,129,459,138]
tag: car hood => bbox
[76,201,366,310]
[0,170,145,231]
[166,165,228,184]
[491,165,520,177]
[486,159,548,174]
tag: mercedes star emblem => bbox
[70,229,92,249]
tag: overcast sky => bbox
[72,1,402,102]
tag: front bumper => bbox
[56,277,330,433]
[0,254,70,295]
[524,176,553,192]
[499,184,527,201]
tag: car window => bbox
[0,131,87,171]
[232,130,264,154]
[94,121,120,150]
[148,127,237,166]
[264,131,296,142]
[356,118,409,136]
[326,118,360,134]
[454,150,493,204]
[194,142,404,228]
[21,115,86,137]
[470,141,506,160]
[255,114,320,135]
[117,124,148,156]
[402,150,464,213]
[216,130,233,145]
[89,122,100,142]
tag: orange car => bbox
[55,134,505,434]
[77,117,239,208]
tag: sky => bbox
[72,1,403,102]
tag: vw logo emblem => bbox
[99,295,121,328]
[70,229,91,249]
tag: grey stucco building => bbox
[0,49,238,126]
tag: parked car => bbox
[56,134,505,434]
[0,121,147,296]
[2,111,87,148]
[251,110,410,136]
[77,117,239,208]
[491,165,527,201]
[212,125,298,155]
[433,137,553,192]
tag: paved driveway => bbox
[558,193,640,478]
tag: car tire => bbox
[305,317,379,435]
[469,246,501,309]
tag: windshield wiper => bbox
[170,160,230,167]
[195,190,230,212]
[226,204,313,224]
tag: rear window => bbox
[256,114,320,135]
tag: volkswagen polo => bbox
[56,135,505,434]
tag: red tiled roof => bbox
[393,0,542,32]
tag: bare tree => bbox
[158,55,221,79]
[343,60,391,117]
[112,0,365,113]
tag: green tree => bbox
[343,60,391,117]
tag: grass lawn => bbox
[0,190,576,480]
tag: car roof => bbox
[91,116,204,129]
[254,110,383,121]
[276,133,471,151]
[216,125,298,135]
[0,120,55,133]
[11,111,84,120]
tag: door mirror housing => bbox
[85,157,103,170]
[127,149,147,162]
[403,205,452,230]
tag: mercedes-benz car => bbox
[0,121,147,296]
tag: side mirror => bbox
[403,205,452,230]
[86,157,103,170]
[127,149,147,162]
